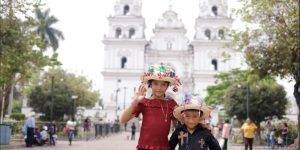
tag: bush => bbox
[10,113,25,121]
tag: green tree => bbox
[35,8,64,51]
[205,69,249,105]
[28,69,99,121]
[229,0,300,144]
[0,0,57,117]
[224,78,287,142]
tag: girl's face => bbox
[183,110,201,130]
[150,80,169,99]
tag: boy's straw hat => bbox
[173,95,211,122]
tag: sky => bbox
[43,0,239,90]
[42,0,295,98]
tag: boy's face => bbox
[150,80,169,98]
[183,110,201,130]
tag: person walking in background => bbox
[48,122,56,146]
[83,118,90,141]
[120,63,181,150]
[24,112,36,147]
[282,122,289,147]
[131,122,136,140]
[66,118,76,146]
[265,120,274,148]
[241,117,257,150]
[270,128,276,149]
[221,119,232,150]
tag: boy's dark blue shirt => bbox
[169,124,221,150]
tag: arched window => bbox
[115,28,122,38]
[205,29,211,39]
[129,28,135,38]
[211,59,218,71]
[123,5,130,15]
[218,29,224,39]
[167,42,172,50]
[145,43,150,50]
[188,44,194,51]
[121,57,127,68]
[212,6,218,16]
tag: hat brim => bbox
[173,104,210,122]
[143,76,176,85]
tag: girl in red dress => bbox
[120,63,181,150]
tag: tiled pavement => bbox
[0,132,293,150]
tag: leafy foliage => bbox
[224,79,287,123]
[34,8,64,51]
[205,69,249,105]
[10,113,25,121]
[0,0,55,115]
[28,69,100,121]
[229,0,300,145]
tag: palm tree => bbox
[35,8,64,51]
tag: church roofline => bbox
[108,15,145,21]
[195,16,233,23]
[192,71,218,78]
[102,38,148,45]
[191,39,231,46]
[102,69,143,77]
[152,28,187,34]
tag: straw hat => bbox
[141,63,181,92]
[173,95,211,122]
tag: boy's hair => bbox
[182,109,203,117]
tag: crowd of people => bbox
[23,113,57,147]
[21,63,295,149]
[265,121,289,149]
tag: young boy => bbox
[169,97,221,150]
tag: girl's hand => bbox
[133,84,147,103]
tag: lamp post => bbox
[246,81,249,118]
[71,95,78,120]
[237,83,249,118]
[115,79,121,120]
[50,75,54,122]
[123,86,127,110]
[115,88,120,120]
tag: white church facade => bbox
[101,0,243,120]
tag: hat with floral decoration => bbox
[141,63,181,92]
[173,95,211,122]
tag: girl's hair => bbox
[147,80,170,88]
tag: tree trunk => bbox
[257,123,262,144]
[0,84,12,119]
[293,81,300,149]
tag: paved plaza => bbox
[1,132,292,150]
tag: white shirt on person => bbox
[25,116,35,128]
[40,130,48,140]
[67,120,76,130]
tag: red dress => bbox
[133,98,178,150]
